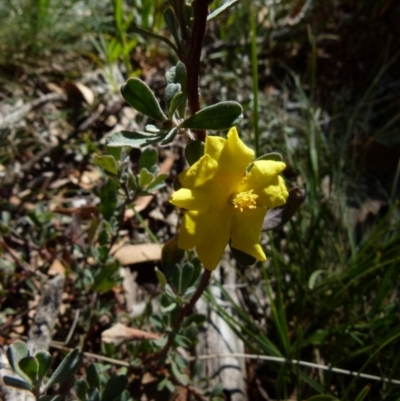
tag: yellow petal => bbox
[240,160,288,208]
[218,127,254,183]
[179,154,218,189]
[178,211,198,249]
[170,188,211,212]
[205,135,226,161]
[178,210,231,270]
[230,207,267,261]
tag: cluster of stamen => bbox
[231,190,258,212]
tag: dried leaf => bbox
[102,323,159,345]
[111,243,161,265]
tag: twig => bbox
[185,0,213,142]
[144,269,212,363]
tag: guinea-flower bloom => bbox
[170,127,288,270]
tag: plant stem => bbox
[144,269,211,363]
[185,0,212,142]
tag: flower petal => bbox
[218,127,254,181]
[240,160,288,208]
[205,135,226,161]
[178,210,231,270]
[170,188,211,212]
[231,207,267,261]
[179,154,218,189]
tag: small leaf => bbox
[145,124,161,133]
[94,154,118,176]
[207,0,240,21]
[99,179,117,221]
[171,359,189,386]
[165,62,187,117]
[180,262,194,294]
[19,356,39,383]
[106,145,122,161]
[100,375,128,401]
[139,147,158,171]
[121,78,167,122]
[86,364,101,389]
[43,349,82,391]
[160,302,177,313]
[180,101,243,130]
[36,351,52,381]
[162,236,185,271]
[308,270,326,290]
[75,378,89,401]
[230,245,256,267]
[3,375,33,391]
[165,83,181,114]
[146,174,167,192]
[106,131,166,148]
[138,168,154,188]
[354,385,371,401]
[263,187,305,231]
[164,7,180,47]
[185,140,205,165]
[87,387,100,401]
[157,377,175,393]
[160,127,178,145]
[155,267,167,289]
[169,91,184,118]
[7,340,30,382]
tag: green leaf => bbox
[230,245,256,267]
[86,364,101,389]
[180,262,194,294]
[208,0,240,21]
[75,378,89,401]
[146,173,167,192]
[7,340,30,382]
[254,152,283,162]
[170,359,189,386]
[121,78,167,122]
[101,375,128,401]
[308,270,326,290]
[185,140,205,165]
[169,92,184,118]
[19,356,39,383]
[99,179,117,221]
[165,83,181,114]
[87,387,100,401]
[3,375,33,391]
[155,267,167,289]
[138,168,154,188]
[174,334,191,348]
[157,377,175,393]
[106,131,166,148]
[43,349,82,391]
[263,187,305,231]
[160,302,177,313]
[36,351,51,381]
[180,101,243,130]
[139,147,158,171]
[165,62,187,117]
[94,154,118,176]
[160,127,178,145]
[162,236,184,271]
[355,385,371,401]
[164,7,180,47]
[306,396,340,401]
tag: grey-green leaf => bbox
[43,349,81,391]
[94,154,118,176]
[207,0,240,21]
[160,127,178,145]
[36,351,52,381]
[171,359,189,386]
[165,83,181,113]
[169,91,185,118]
[106,131,166,148]
[121,78,167,122]
[7,340,30,382]
[255,152,283,162]
[87,387,100,401]
[3,375,33,391]
[19,356,38,383]
[100,375,128,401]
[139,147,158,171]
[179,101,243,130]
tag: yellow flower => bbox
[170,127,288,270]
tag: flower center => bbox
[231,190,258,212]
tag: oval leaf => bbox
[19,356,39,383]
[36,351,52,381]
[3,375,33,391]
[7,340,30,382]
[179,101,243,130]
[86,364,101,389]
[43,349,82,391]
[121,78,167,122]
[106,131,166,148]
[100,375,128,401]
[94,154,118,176]
[185,140,205,165]
[165,83,181,114]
